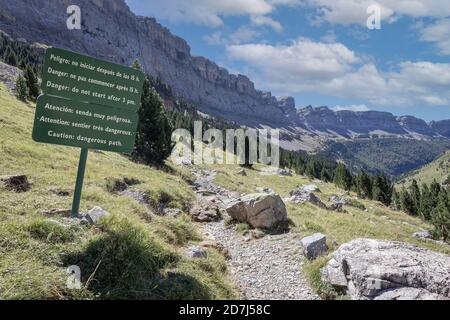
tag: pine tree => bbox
[391,188,401,210]
[132,66,174,166]
[305,159,320,180]
[3,46,18,67]
[355,170,372,199]
[409,179,421,214]
[333,163,353,191]
[320,167,331,182]
[419,183,433,220]
[431,189,450,241]
[400,187,416,215]
[15,75,28,101]
[371,175,392,206]
[24,65,39,101]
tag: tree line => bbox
[0,32,41,102]
[393,180,450,241]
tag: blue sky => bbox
[126,0,450,121]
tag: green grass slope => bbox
[0,84,237,300]
[397,150,450,187]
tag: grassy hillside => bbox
[321,138,450,177]
[397,150,450,187]
[0,84,237,300]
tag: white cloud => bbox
[304,0,450,26]
[227,38,450,108]
[203,27,261,45]
[250,15,284,32]
[420,19,450,55]
[203,32,224,45]
[137,0,292,27]
[333,105,370,112]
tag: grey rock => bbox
[302,184,320,193]
[286,188,327,209]
[190,200,222,223]
[84,206,110,225]
[0,61,22,90]
[321,238,450,300]
[255,187,275,194]
[163,208,182,218]
[412,230,433,239]
[277,169,292,176]
[374,287,448,300]
[226,193,288,230]
[300,233,328,260]
[329,196,346,212]
[187,246,207,259]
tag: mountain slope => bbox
[320,138,450,176]
[0,0,449,144]
[397,150,450,186]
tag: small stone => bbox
[301,233,328,260]
[187,246,208,259]
[412,230,433,239]
[84,206,110,225]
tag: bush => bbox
[15,75,28,101]
[105,177,128,193]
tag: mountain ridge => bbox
[0,0,448,151]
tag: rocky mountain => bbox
[297,106,449,140]
[0,0,449,153]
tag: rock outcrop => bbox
[321,238,450,300]
[225,193,288,230]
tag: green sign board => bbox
[32,95,139,153]
[32,47,145,217]
[42,47,144,110]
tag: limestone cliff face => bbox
[0,0,448,145]
[0,0,289,126]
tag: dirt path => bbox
[190,167,319,300]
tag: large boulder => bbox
[225,193,287,229]
[301,233,328,260]
[321,239,450,300]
